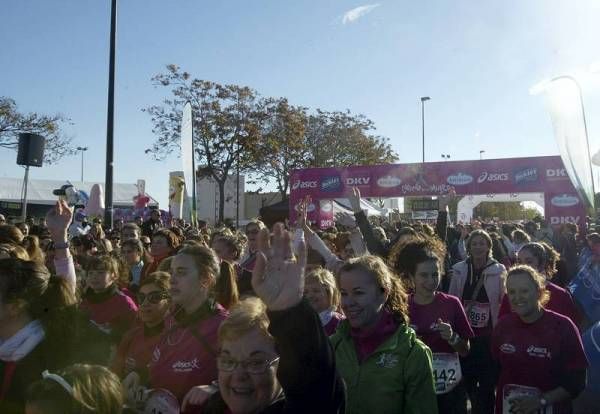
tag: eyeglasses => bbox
[217,355,280,374]
[137,291,169,305]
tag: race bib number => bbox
[432,353,462,394]
[144,389,180,414]
[502,384,553,414]
[464,300,490,328]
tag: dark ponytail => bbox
[216,261,239,309]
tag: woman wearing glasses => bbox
[186,223,345,413]
[112,271,170,378]
[123,245,237,405]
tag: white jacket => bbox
[449,259,507,328]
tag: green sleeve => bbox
[403,341,438,414]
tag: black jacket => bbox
[202,300,346,414]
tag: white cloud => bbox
[342,4,380,25]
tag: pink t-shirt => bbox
[80,288,138,337]
[148,304,228,401]
[491,310,588,414]
[112,322,165,378]
[498,282,580,325]
[409,292,474,353]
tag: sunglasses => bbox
[137,291,169,305]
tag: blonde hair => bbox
[507,265,550,306]
[218,297,272,346]
[306,268,340,309]
[26,364,123,413]
[0,242,30,260]
[339,255,409,325]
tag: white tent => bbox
[333,198,386,217]
[0,177,159,207]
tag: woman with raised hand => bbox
[498,242,580,325]
[124,244,237,406]
[393,237,474,414]
[449,229,506,414]
[237,220,266,296]
[492,265,588,414]
[186,222,345,413]
[331,254,438,414]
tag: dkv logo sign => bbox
[551,194,579,207]
[447,173,473,186]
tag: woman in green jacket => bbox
[330,254,438,414]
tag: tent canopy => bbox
[0,177,159,207]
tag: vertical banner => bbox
[543,77,595,211]
[181,102,197,226]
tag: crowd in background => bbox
[0,187,597,413]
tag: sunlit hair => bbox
[506,265,550,306]
[0,224,24,245]
[538,241,559,279]
[306,268,340,310]
[140,271,171,293]
[89,223,105,240]
[26,364,123,413]
[0,242,30,260]
[83,254,119,281]
[466,229,493,259]
[511,229,531,245]
[218,297,272,346]
[157,256,173,273]
[122,222,141,236]
[212,234,246,261]
[23,235,45,265]
[518,242,546,272]
[338,255,409,325]
[391,237,446,290]
[152,228,180,251]
[176,245,239,309]
[245,219,266,232]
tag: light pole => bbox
[441,154,450,162]
[479,150,485,160]
[77,146,88,182]
[104,0,117,228]
[421,97,430,163]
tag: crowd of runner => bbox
[0,186,597,413]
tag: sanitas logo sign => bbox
[291,180,317,190]
[551,194,579,207]
[477,172,509,184]
[320,201,333,212]
[320,176,341,192]
[377,176,402,188]
[446,173,473,186]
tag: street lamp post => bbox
[104,0,117,228]
[77,146,88,182]
[480,150,485,160]
[421,97,430,163]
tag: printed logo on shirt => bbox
[527,345,552,359]
[375,353,399,369]
[152,348,161,363]
[172,358,200,372]
[500,343,516,354]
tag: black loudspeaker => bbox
[17,133,45,167]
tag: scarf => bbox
[0,320,45,362]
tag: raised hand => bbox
[46,199,73,242]
[296,196,311,231]
[348,187,362,213]
[438,187,456,211]
[252,223,307,311]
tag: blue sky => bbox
[2,0,600,207]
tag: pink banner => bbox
[290,156,586,228]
